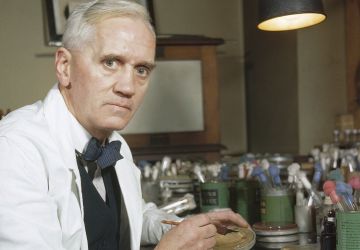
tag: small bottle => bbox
[316,196,333,237]
[320,209,336,250]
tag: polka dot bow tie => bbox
[83,137,123,169]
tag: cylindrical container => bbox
[336,211,360,250]
[200,181,229,212]
[295,205,316,233]
[260,189,295,225]
[235,179,261,225]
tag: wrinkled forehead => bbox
[85,11,155,37]
[83,17,156,60]
[78,16,156,55]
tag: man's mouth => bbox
[108,102,132,111]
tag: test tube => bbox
[312,162,323,190]
[336,181,358,211]
[269,164,282,188]
[298,171,322,207]
[252,166,272,189]
[323,180,347,212]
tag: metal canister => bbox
[200,181,229,212]
[336,211,360,250]
[235,179,261,225]
[261,189,295,225]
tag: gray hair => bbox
[62,0,155,49]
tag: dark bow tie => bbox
[83,137,123,169]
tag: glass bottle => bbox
[320,209,336,250]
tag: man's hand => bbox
[155,210,249,250]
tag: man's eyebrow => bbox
[101,54,156,70]
[141,62,156,70]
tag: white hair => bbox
[62,0,155,49]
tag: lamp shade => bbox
[257,0,326,31]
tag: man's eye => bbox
[104,59,117,69]
[136,66,150,78]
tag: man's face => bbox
[60,17,156,139]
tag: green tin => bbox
[260,189,295,225]
[235,179,261,225]
[200,181,229,212]
[336,211,360,250]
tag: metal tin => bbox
[261,189,295,224]
[235,180,261,225]
[200,181,229,212]
[253,222,299,236]
[336,211,360,250]
[256,234,299,243]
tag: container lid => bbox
[253,222,299,236]
[214,227,256,250]
[256,234,299,243]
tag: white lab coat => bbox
[0,85,168,250]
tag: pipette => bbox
[160,193,196,215]
[160,156,172,176]
[344,154,356,172]
[298,171,322,207]
[295,181,306,206]
[238,163,246,179]
[348,175,360,206]
[312,162,323,190]
[251,165,272,189]
[193,164,205,183]
[335,181,358,211]
[287,163,300,190]
[268,164,282,188]
[323,180,345,212]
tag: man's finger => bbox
[207,210,249,228]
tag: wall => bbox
[154,0,247,153]
[244,0,347,154]
[298,0,347,154]
[154,0,247,154]
[243,0,300,154]
[0,0,56,110]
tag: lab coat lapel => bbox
[43,86,84,212]
[43,85,87,250]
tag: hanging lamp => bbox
[257,0,326,31]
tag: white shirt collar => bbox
[67,112,92,154]
[66,109,118,154]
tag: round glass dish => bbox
[214,227,256,250]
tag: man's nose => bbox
[113,66,135,96]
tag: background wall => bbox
[297,0,347,153]
[244,0,347,154]
[154,0,247,154]
[0,0,349,156]
[0,0,56,109]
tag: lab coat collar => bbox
[43,85,81,172]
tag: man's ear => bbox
[55,47,72,88]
